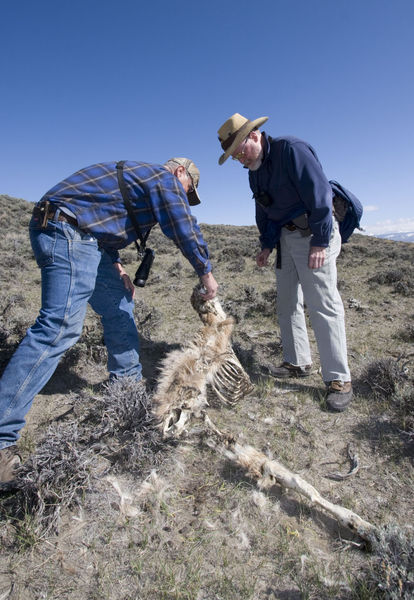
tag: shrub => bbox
[360,524,414,599]
[359,358,408,401]
[396,324,414,343]
[15,422,94,535]
[6,379,166,537]
[369,269,405,285]
[87,377,166,476]
[368,268,414,297]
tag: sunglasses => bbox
[231,138,248,161]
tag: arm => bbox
[286,141,333,249]
[255,202,278,267]
[286,141,333,268]
[255,202,280,252]
[147,174,217,297]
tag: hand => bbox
[308,246,326,269]
[199,272,218,299]
[256,248,271,267]
[114,262,135,298]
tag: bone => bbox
[151,285,376,543]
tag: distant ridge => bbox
[375,231,414,243]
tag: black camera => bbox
[133,248,155,287]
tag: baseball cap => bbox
[167,157,201,205]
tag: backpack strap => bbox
[116,161,150,255]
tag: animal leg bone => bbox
[205,426,376,543]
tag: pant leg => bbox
[88,251,142,380]
[284,222,351,382]
[275,229,312,366]
[0,218,101,449]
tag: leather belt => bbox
[283,222,297,231]
[33,202,78,228]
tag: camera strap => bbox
[116,160,150,256]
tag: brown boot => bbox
[0,446,21,491]
[326,381,353,412]
[268,362,312,379]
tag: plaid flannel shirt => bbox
[40,161,211,276]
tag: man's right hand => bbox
[256,248,271,267]
[199,272,218,299]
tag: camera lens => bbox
[133,248,155,287]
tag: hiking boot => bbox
[0,446,21,491]
[326,381,353,412]
[268,362,312,379]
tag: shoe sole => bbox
[269,370,311,379]
[326,393,353,412]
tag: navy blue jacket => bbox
[249,134,333,249]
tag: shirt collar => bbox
[261,131,271,159]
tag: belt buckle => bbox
[39,200,50,228]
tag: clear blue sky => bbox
[1,0,413,235]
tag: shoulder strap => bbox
[116,161,150,253]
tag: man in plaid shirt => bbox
[0,157,218,489]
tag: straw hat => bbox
[217,113,268,165]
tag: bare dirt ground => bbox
[1,195,413,599]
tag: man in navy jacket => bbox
[217,113,352,412]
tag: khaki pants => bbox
[275,220,351,382]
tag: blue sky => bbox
[1,0,413,235]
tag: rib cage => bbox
[152,286,253,437]
[150,286,376,542]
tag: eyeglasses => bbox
[186,170,195,193]
[231,138,248,161]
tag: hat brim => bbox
[218,116,268,165]
[187,188,201,206]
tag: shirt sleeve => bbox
[146,174,211,276]
[286,141,333,247]
[255,202,280,250]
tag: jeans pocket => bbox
[30,226,57,267]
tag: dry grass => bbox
[1,195,414,599]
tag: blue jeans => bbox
[0,214,141,449]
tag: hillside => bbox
[0,194,413,600]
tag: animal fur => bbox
[152,285,376,542]
[152,285,253,438]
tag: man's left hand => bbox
[114,262,135,298]
[308,246,326,269]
